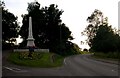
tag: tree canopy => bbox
[19,1,77,55]
[82,9,104,47]
[1,1,20,49]
[82,9,120,53]
[91,24,120,52]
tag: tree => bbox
[91,24,120,52]
[0,0,5,7]
[19,1,74,55]
[82,9,104,47]
[1,1,20,49]
[83,48,88,52]
[83,9,120,53]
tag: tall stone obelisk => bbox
[27,17,35,47]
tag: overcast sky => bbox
[3,0,119,49]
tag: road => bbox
[2,51,119,77]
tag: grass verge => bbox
[92,52,119,61]
[7,52,64,68]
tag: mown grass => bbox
[8,52,64,68]
[92,52,119,60]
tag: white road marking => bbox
[11,67,21,71]
[3,66,27,72]
[64,58,67,65]
[4,66,13,71]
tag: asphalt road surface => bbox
[2,51,119,77]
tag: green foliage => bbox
[2,7,19,42]
[82,9,104,47]
[82,9,120,53]
[19,1,75,56]
[56,42,81,56]
[8,52,64,67]
[2,1,20,49]
[91,24,120,52]
[93,52,119,59]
